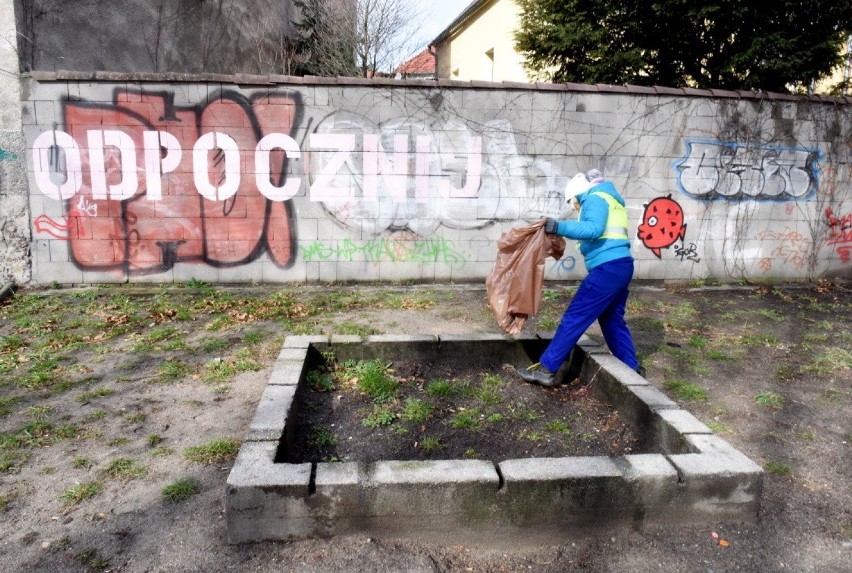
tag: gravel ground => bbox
[0,280,849,572]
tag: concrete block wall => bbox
[8,72,852,285]
[0,1,29,284]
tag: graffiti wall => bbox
[16,75,851,284]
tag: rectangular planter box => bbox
[226,334,762,544]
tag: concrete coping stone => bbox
[511,332,540,341]
[267,359,306,386]
[656,409,714,435]
[686,434,761,465]
[226,441,311,490]
[669,434,763,476]
[628,384,680,409]
[283,335,329,349]
[617,453,679,481]
[369,459,498,485]
[274,347,309,363]
[438,333,508,343]
[314,460,501,488]
[24,70,849,105]
[500,456,622,481]
[576,333,603,348]
[365,334,438,344]
[330,334,362,344]
[246,385,297,441]
[588,353,648,385]
[668,452,763,478]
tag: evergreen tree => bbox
[291,0,359,77]
[515,0,852,93]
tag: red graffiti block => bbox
[59,89,300,274]
[76,239,124,264]
[266,201,294,263]
[128,240,169,265]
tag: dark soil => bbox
[283,354,647,463]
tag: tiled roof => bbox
[395,49,435,76]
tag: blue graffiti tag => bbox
[673,139,821,201]
[548,256,577,276]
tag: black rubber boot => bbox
[515,363,559,388]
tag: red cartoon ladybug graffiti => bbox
[637,195,686,258]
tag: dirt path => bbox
[0,281,849,572]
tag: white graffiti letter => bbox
[86,130,139,200]
[439,136,482,198]
[32,130,83,201]
[415,135,431,203]
[676,141,722,196]
[362,134,409,202]
[255,133,301,201]
[193,132,240,201]
[309,133,355,201]
[86,130,108,200]
[780,150,814,198]
[143,131,182,201]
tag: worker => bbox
[515,169,641,387]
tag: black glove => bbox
[544,217,557,234]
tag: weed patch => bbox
[755,391,785,408]
[183,439,240,465]
[663,379,708,402]
[162,479,200,503]
[101,457,147,481]
[76,387,116,403]
[764,460,793,476]
[61,481,102,505]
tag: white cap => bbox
[564,173,594,202]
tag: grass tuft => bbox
[362,405,395,428]
[425,379,453,397]
[663,379,708,401]
[400,398,432,423]
[339,360,398,401]
[60,481,102,505]
[763,460,792,476]
[100,457,147,481]
[162,478,200,503]
[754,391,785,408]
[183,439,240,465]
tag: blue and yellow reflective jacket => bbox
[552,180,632,271]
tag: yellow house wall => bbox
[441,0,527,82]
[811,35,851,95]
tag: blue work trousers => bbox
[539,257,639,372]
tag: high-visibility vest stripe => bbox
[579,192,630,240]
[605,226,629,237]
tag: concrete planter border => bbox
[226,334,762,544]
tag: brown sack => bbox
[486,220,566,336]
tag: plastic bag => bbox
[486,220,566,335]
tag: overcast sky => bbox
[420,1,470,42]
[403,0,471,57]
